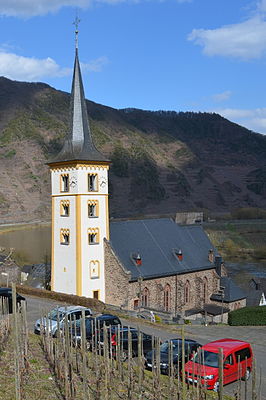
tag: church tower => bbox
[48,23,110,301]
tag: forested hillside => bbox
[0,76,265,223]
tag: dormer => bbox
[131,253,142,266]
[173,248,183,261]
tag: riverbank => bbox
[0,220,50,234]
[0,219,266,264]
[204,219,266,261]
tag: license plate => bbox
[147,363,152,368]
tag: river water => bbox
[0,225,265,285]
[0,224,51,264]
[226,261,266,286]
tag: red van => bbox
[184,338,253,392]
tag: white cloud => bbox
[188,1,266,60]
[188,17,266,60]
[0,52,70,80]
[81,56,109,72]
[0,51,107,81]
[216,107,266,134]
[0,0,91,17]
[0,0,192,17]
[258,0,266,13]
[212,90,232,103]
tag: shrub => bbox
[231,207,266,220]
[228,306,266,326]
[15,285,105,312]
[223,238,238,256]
[154,314,162,323]
[254,246,266,260]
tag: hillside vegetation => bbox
[0,77,266,223]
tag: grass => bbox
[0,333,62,400]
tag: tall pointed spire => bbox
[52,21,108,163]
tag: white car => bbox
[34,305,92,336]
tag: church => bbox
[47,28,246,320]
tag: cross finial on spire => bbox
[73,12,81,49]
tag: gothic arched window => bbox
[141,287,149,307]
[203,277,208,303]
[164,284,171,312]
[184,280,190,304]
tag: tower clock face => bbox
[99,176,107,188]
[70,176,77,188]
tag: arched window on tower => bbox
[163,284,171,312]
[184,280,190,304]
[141,287,149,307]
[203,277,208,303]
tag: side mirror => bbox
[224,363,230,369]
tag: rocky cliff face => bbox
[0,77,265,223]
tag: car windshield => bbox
[194,350,218,368]
[160,341,192,355]
[48,309,66,321]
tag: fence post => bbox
[181,326,186,400]
[252,358,257,400]
[12,283,21,400]
[81,309,89,400]
[218,347,223,400]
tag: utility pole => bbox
[219,286,225,323]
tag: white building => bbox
[48,34,110,302]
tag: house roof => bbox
[210,276,246,303]
[184,304,230,317]
[246,290,264,306]
[109,218,218,281]
[243,278,266,306]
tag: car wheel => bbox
[213,381,219,392]
[121,350,128,362]
[242,368,251,381]
[173,365,179,377]
[86,341,92,351]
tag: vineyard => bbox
[0,286,261,400]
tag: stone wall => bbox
[127,268,220,314]
[104,239,131,308]
[211,297,246,312]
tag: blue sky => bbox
[1,0,266,134]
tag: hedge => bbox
[228,305,266,326]
[15,285,105,313]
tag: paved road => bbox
[26,295,265,399]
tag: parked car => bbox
[34,305,92,336]
[70,313,122,347]
[184,338,253,392]
[99,326,153,361]
[145,338,201,375]
[0,287,26,313]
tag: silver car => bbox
[34,305,92,336]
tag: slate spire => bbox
[52,23,108,163]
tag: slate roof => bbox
[210,276,246,303]
[243,278,266,306]
[185,304,230,317]
[50,48,108,164]
[109,218,218,281]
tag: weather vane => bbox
[73,12,81,49]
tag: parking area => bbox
[26,295,265,399]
